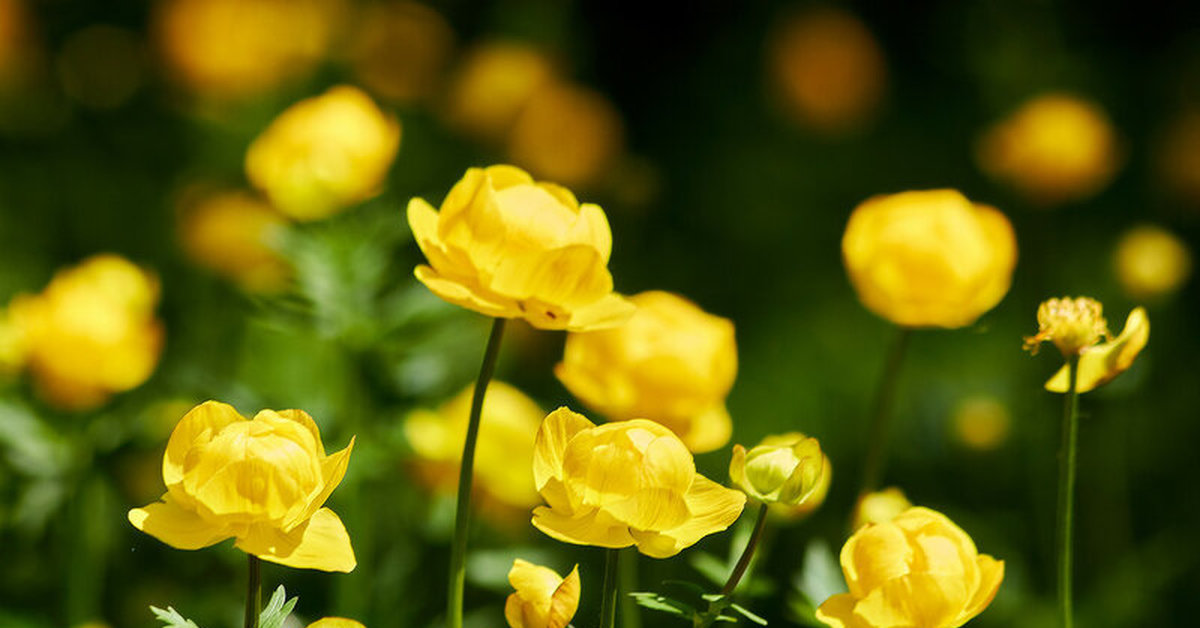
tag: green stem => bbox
[619,546,641,628]
[721,503,769,596]
[1057,355,1080,628]
[446,317,507,628]
[244,555,261,628]
[858,327,912,497]
[600,548,620,628]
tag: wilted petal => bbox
[236,507,356,572]
[128,494,230,550]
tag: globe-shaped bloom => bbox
[730,433,831,514]
[504,559,580,628]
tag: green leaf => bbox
[729,602,768,625]
[629,592,695,618]
[149,605,201,628]
[259,585,299,628]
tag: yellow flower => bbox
[346,1,454,105]
[408,165,635,330]
[178,189,290,292]
[977,93,1119,204]
[850,487,912,531]
[730,433,830,512]
[842,190,1017,328]
[1042,306,1149,394]
[817,507,1004,628]
[507,81,624,188]
[246,85,401,221]
[5,255,163,410]
[128,401,356,572]
[1023,296,1111,359]
[951,396,1011,451]
[307,619,365,628]
[555,291,735,452]
[444,41,557,142]
[403,381,543,514]
[504,559,581,628]
[531,407,746,558]
[1114,225,1192,300]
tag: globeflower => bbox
[504,559,580,628]
[555,290,735,452]
[1113,225,1192,300]
[444,41,557,142]
[842,190,1017,328]
[1029,302,1149,394]
[729,433,830,513]
[507,82,624,188]
[816,507,1004,628]
[177,189,290,292]
[128,400,356,572]
[531,407,745,558]
[408,165,634,330]
[850,486,911,531]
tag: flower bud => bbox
[1023,296,1109,358]
[850,486,911,531]
[730,433,830,510]
[504,559,580,628]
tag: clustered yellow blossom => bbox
[850,487,912,531]
[556,290,736,452]
[729,433,831,516]
[504,559,581,628]
[1113,225,1192,300]
[177,189,290,292]
[530,407,745,558]
[128,401,356,572]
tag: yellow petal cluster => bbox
[730,433,831,513]
[531,407,745,558]
[307,619,365,628]
[1113,225,1192,300]
[408,165,635,330]
[4,254,163,410]
[504,559,581,628]
[850,487,912,531]
[403,381,543,513]
[178,189,290,292]
[842,190,1017,328]
[246,85,401,221]
[555,291,736,452]
[1023,296,1110,358]
[817,507,1004,628]
[1044,306,1149,394]
[977,93,1119,204]
[346,1,454,105]
[128,401,356,572]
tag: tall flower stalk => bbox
[858,327,911,496]
[245,555,262,628]
[1056,356,1080,628]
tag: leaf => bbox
[629,592,695,618]
[149,605,201,628]
[689,551,729,586]
[793,538,845,608]
[729,602,769,625]
[259,585,299,628]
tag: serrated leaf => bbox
[259,585,298,628]
[149,605,201,628]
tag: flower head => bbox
[850,487,912,531]
[178,189,290,292]
[842,190,1017,328]
[730,433,830,513]
[1114,225,1192,300]
[1043,306,1149,394]
[817,506,1004,628]
[408,165,635,330]
[444,41,557,141]
[504,559,581,628]
[346,1,453,106]
[507,82,624,188]
[1023,296,1110,358]
[531,407,745,558]
[128,401,356,572]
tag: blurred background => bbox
[1,0,1199,626]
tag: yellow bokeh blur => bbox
[952,396,1011,451]
[1158,110,1200,205]
[177,188,290,292]
[0,0,40,87]
[851,487,912,531]
[507,81,624,189]
[1113,225,1192,300]
[443,41,557,142]
[346,1,454,105]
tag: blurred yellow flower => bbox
[128,401,356,572]
[555,290,735,452]
[444,41,557,141]
[842,190,1017,328]
[1114,225,1192,300]
[730,433,830,514]
[246,85,401,221]
[307,619,365,628]
[346,1,454,105]
[178,189,290,291]
[768,8,886,133]
[152,0,342,98]
[5,254,162,410]
[531,407,745,558]
[508,81,624,188]
[850,487,912,531]
[504,559,581,628]
[951,396,1011,451]
[977,93,1119,204]
[1023,296,1110,358]
[408,165,634,330]
[817,507,1004,628]
[404,381,543,514]
[1043,306,1149,394]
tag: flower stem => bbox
[600,548,620,628]
[721,503,769,596]
[447,317,507,628]
[858,327,912,497]
[244,555,261,628]
[619,547,641,628]
[1056,355,1080,628]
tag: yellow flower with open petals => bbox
[531,407,745,558]
[408,165,634,330]
[817,507,1004,628]
[1043,306,1149,394]
[504,559,580,628]
[128,401,356,572]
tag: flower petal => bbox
[235,507,356,572]
[629,476,746,558]
[814,593,871,628]
[568,203,612,263]
[962,555,1004,620]
[533,407,595,491]
[841,520,913,598]
[414,265,519,318]
[679,404,733,454]
[293,436,354,526]
[270,408,325,456]
[164,400,242,489]
[563,292,637,331]
[1045,306,1149,393]
[128,494,231,550]
[531,505,635,549]
[855,573,969,628]
[548,565,581,628]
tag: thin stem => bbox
[721,503,769,596]
[244,555,261,628]
[858,327,912,496]
[1056,355,1080,628]
[600,548,620,628]
[446,317,507,628]
[619,546,641,628]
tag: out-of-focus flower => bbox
[128,400,356,572]
[531,407,745,558]
[1158,110,1200,204]
[842,190,1017,328]
[1114,225,1192,300]
[0,0,39,87]
[346,1,454,105]
[817,507,1004,628]
[508,82,624,188]
[5,255,162,410]
[504,559,580,628]
[152,0,342,99]
[850,487,912,531]
[0,307,24,374]
[307,619,365,628]
[56,25,143,109]
[178,189,290,291]
[246,85,400,221]
[730,433,830,516]
[1023,296,1110,358]
[403,381,543,514]
[408,165,634,330]
[977,93,1119,205]
[951,396,1011,451]
[555,291,735,452]
[444,41,557,141]
[768,8,885,133]
[1042,306,1149,394]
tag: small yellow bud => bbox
[1023,296,1109,358]
[851,487,912,531]
[730,433,830,510]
